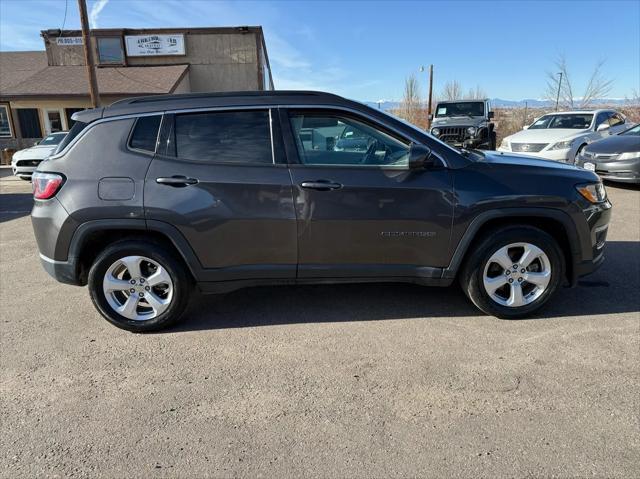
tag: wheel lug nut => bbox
[521,269,526,273]
[145,286,150,291]
[505,270,511,275]
[139,292,144,297]
[130,279,136,285]
[513,264,518,270]
[140,278,145,284]
[129,288,135,293]
[509,278,514,283]
[518,277,523,282]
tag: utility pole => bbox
[421,65,434,129]
[555,72,563,112]
[77,0,100,107]
[427,64,434,129]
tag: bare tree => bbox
[441,80,462,100]
[398,73,423,125]
[544,54,613,109]
[464,85,487,100]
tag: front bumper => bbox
[11,164,38,179]
[570,199,611,285]
[574,156,640,184]
[497,147,571,162]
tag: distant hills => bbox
[363,98,633,111]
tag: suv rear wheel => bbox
[88,240,191,332]
[460,226,564,318]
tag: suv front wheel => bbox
[88,240,191,332]
[460,226,564,318]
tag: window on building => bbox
[65,108,85,129]
[174,110,273,164]
[0,105,12,137]
[16,109,42,138]
[45,109,63,133]
[288,112,410,167]
[97,37,124,64]
[129,115,162,153]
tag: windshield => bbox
[38,134,65,146]
[529,114,593,130]
[435,102,484,117]
[621,124,640,136]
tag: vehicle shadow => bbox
[604,180,639,191]
[0,193,33,223]
[169,240,639,333]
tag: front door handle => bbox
[300,180,343,191]
[156,176,199,187]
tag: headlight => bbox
[619,151,640,160]
[500,139,510,150]
[466,126,477,136]
[549,140,573,150]
[431,127,441,136]
[576,182,607,203]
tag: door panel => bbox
[289,166,454,277]
[144,110,296,281]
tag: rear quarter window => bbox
[129,115,162,153]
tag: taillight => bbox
[32,172,64,200]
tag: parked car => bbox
[31,91,611,332]
[498,109,628,162]
[11,131,67,180]
[575,123,640,184]
[429,99,496,150]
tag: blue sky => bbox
[1,0,638,101]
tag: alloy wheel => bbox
[102,255,173,321]
[482,242,552,307]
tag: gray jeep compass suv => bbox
[31,91,611,332]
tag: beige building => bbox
[0,26,273,150]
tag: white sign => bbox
[125,34,185,57]
[56,37,83,46]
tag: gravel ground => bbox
[1,170,638,478]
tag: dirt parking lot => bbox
[1,169,638,478]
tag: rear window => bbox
[129,115,162,153]
[54,121,87,154]
[174,110,272,164]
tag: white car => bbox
[498,110,628,162]
[11,132,67,180]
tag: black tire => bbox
[574,143,587,163]
[88,240,191,332]
[459,226,564,319]
[489,131,497,150]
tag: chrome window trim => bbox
[49,103,449,168]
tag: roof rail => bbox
[109,90,340,107]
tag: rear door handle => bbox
[156,176,199,187]
[300,180,343,191]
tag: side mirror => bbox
[408,143,433,169]
[488,111,495,119]
[597,123,610,132]
[522,125,529,130]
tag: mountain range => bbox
[363,98,633,111]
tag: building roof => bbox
[1,64,189,99]
[0,51,48,92]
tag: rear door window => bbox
[173,110,273,164]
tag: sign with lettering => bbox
[124,34,185,57]
[56,37,83,46]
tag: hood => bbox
[506,128,587,144]
[431,116,487,128]
[12,144,58,161]
[481,151,595,176]
[585,135,640,154]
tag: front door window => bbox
[289,112,410,167]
